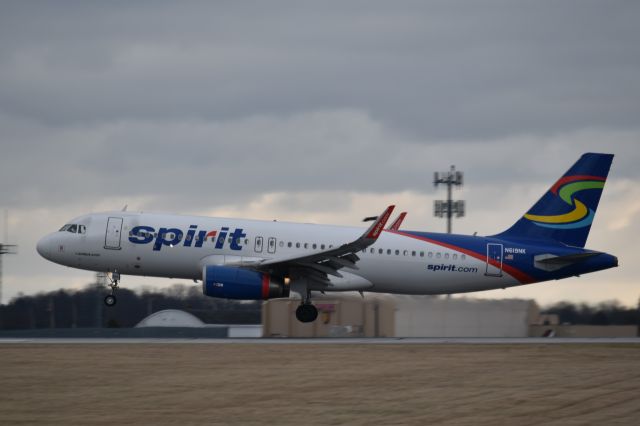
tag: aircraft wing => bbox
[256,205,395,283]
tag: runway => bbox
[1,337,639,344]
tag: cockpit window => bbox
[78,225,86,234]
[58,224,80,233]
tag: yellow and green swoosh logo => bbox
[524,175,605,229]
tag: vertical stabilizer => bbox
[494,153,613,247]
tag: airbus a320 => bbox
[37,153,618,323]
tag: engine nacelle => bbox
[202,265,289,300]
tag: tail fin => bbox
[495,153,614,247]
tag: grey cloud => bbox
[1,2,639,139]
[1,1,639,304]
[2,108,638,214]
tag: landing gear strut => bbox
[104,270,120,307]
[295,291,318,323]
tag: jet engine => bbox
[202,265,289,300]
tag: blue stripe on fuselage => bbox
[390,230,615,284]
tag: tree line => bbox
[0,283,261,329]
[541,300,639,326]
[0,284,637,329]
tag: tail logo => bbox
[524,175,606,230]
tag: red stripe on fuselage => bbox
[390,230,535,284]
[262,274,270,299]
[550,175,605,194]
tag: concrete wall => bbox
[0,327,229,338]
[227,324,263,338]
[394,296,538,338]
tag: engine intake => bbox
[202,265,288,300]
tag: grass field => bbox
[0,343,638,425]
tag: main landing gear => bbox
[104,270,120,307]
[295,291,318,323]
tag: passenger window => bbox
[288,242,292,248]
[412,251,416,257]
[387,249,391,255]
[312,243,317,249]
[379,248,383,254]
[428,252,433,258]
[436,253,441,259]
[370,248,375,253]
[296,243,300,248]
[321,244,325,250]
[453,254,458,260]
[461,254,466,260]
[395,250,400,255]
[420,251,424,257]
[279,241,284,247]
[444,253,449,259]
[403,250,408,256]
[304,243,308,249]
[255,236,263,253]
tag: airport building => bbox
[262,295,540,338]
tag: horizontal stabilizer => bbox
[534,252,600,271]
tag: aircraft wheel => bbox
[295,304,318,323]
[104,294,117,307]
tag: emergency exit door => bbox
[485,243,503,277]
[105,217,123,250]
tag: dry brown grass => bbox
[0,343,639,425]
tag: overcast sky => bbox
[1,1,639,306]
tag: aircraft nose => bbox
[36,234,53,259]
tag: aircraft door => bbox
[267,237,276,254]
[105,217,123,250]
[254,236,263,253]
[485,243,503,277]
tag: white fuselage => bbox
[37,211,521,295]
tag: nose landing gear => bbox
[104,270,120,307]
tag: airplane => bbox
[37,153,618,323]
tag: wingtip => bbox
[387,211,407,231]
[365,205,395,239]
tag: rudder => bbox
[495,153,614,247]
